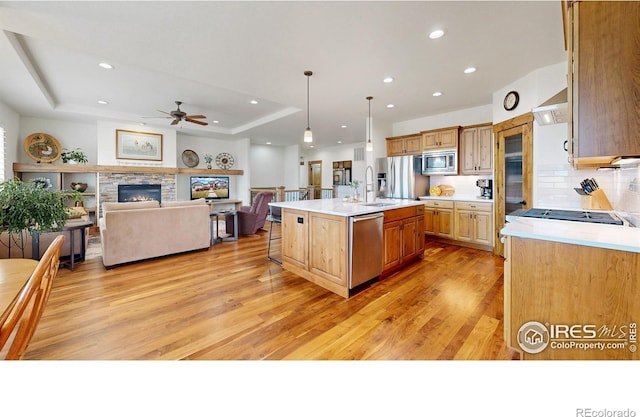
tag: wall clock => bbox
[503,90,520,111]
[215,152,235,170]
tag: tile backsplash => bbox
[535,163,640,213]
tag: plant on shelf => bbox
[61,148,88,164]
[0,178,71,258]
[204,153,213,169]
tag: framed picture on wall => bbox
[116,129,163,161]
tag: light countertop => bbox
[269,198,423,217]
[501,216,640,253]
[419,195,493,203]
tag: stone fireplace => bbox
[99,172,176,216]
[118,184,162,203]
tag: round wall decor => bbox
[181,149,199,167]
[215,152,235,169]
[24,132,62,163]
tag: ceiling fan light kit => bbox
[303,70,313,143]
[150,100,209,126]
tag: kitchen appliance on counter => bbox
[476,179,493,199]
[519,208,623,225]
[377,156,429,199]
[421,149,458,175]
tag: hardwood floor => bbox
[24,227,520,360]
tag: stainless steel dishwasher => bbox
[349,212,384,289]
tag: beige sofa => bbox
[99,199,210,268]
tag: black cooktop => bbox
[520,208,623,225]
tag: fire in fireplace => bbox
[118,184,162,204]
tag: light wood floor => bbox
[25,226,520,360]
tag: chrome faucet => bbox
[365,165,374,203]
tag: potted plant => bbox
[0,178,72,258]
[204,153,213,169]
[349,180,362,201]
[61,148,88,164]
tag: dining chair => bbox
[0,235,65,360]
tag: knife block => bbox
[581,189,614,211]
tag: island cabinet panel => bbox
[504,236,640,360]
[308,213,348,287]
[282,209,308,270]
[382,205,424,275]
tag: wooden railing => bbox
[249,186,336,204]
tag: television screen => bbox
[190,176,230,200]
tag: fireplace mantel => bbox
[13,163,244,176]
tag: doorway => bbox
[493,113,533,257]
[308,160,322,199]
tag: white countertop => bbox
[269,198,423,217]
[501,216,640,253]
[419,194,493,203]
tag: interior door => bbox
[308,160,322,199]
[493,113,533,257]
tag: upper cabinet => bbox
[386,134,422,156]
[459,124,493,175]
[568,1,640,168]
[422,127,460,151]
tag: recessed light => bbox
[383,77,394,84]
[386,104,395,108]
[464,67,477,74]
[338,140,342,144]
[213,120,220,124]
[341,125,347,129]
[429,29,444,40]
[250,100,258,104]
[97,100,108,105]
[266,142,272,145]
[432,91,443,97]
[98,62,113,69]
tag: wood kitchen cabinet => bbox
[386,134,422,156]
[282,209,309,270]
[454,201,493,248]
[422,200,454,239]
[382,205,424,274]
[460,124,493,175]
[567,1,640,168]
[421,127,460,151]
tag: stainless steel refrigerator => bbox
[377,156,429,199]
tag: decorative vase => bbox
[352,188,360,201]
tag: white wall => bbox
[393,104,493,136]
[0,100,20,180]
[19,117,97,164]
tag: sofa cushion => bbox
[102,201,159,213]
[161,198,206,208]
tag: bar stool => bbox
[267,206,282,264]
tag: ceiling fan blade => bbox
[186,117,208,126]
[186,114,206,119]
[157,110,173,116]
[142,116,171,119]
[170,119,180,126]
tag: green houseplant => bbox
[61,148,88,164]
[0,178,73,258]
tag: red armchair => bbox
[226,192,274,236]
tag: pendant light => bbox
[366,96,373,151]
[303,70,313,143]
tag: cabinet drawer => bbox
[455,201,492,212]
[423,200,454,209]
[384,206,419,222]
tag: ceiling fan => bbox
[152,101,208,126]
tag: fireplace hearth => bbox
[118,184,162,204]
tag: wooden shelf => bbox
[13,163,244,176]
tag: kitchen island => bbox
[501,216,640,360]
[270,198,425,298]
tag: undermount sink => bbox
[360,202,398,207]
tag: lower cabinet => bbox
[423,200,454,238]
[453,201,493,247]
[382,205,424,274]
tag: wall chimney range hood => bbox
[532,88,568,125]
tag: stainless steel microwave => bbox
[422,149,458,175]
